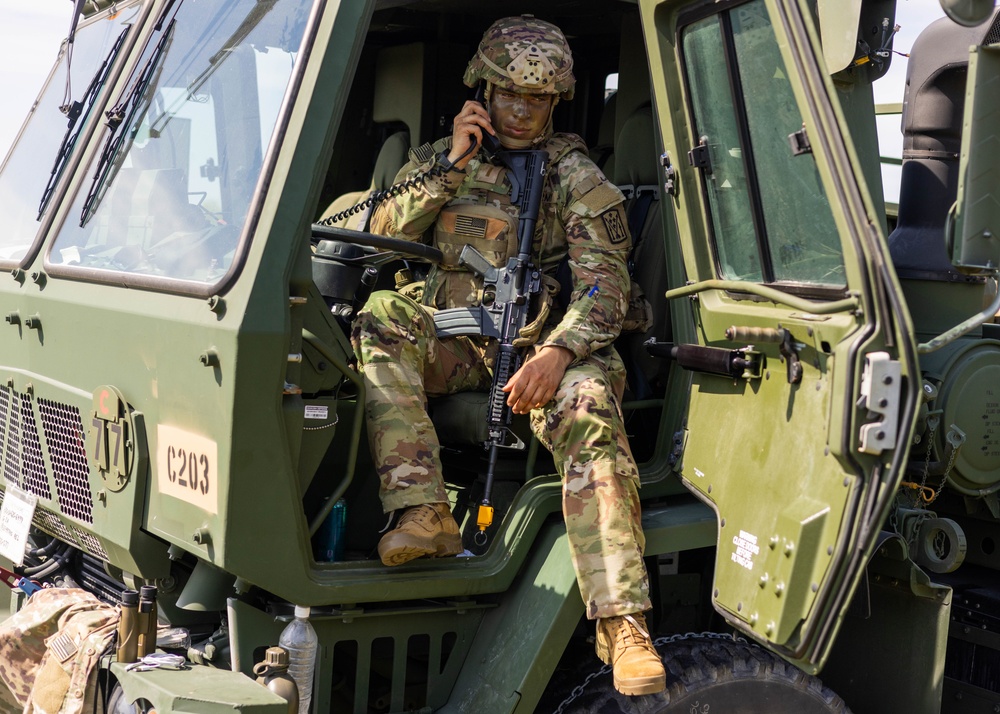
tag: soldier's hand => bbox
[504,345,574,415]
[447,101,495,171]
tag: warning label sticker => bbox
[731,529,760,571]
[0,485,37,566]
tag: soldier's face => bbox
[490,87,554,145]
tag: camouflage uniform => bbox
[353,118,651,616]
[0,588,118,714]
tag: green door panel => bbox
[639,0,920,670]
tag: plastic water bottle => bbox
[313,499,347,562]
[278,606,318,714]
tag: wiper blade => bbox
[80,16,176,227]
[37,25,130,220]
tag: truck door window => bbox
[47,0,313,290]
[681,0,845,288]
[0,3,139,266]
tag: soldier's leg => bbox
[529,349,664,695]
[530,352,650,617]
[352,290,489,512]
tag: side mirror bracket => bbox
[950,45,1000,275]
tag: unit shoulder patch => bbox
[602,208,628,245]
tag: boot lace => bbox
[377,511,396,534]
[395,504,442,530]
[611,614,653,652]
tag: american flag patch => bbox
[49,632,78,662]
[455,215,488,238]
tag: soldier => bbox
[351,16,666,696]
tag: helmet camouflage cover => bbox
[464,16,576,99]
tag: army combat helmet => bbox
[463,15,576,99]
[464,15,576,148]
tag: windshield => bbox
[48,0,314,288]
[0,4,139,265]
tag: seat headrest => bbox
[597,92,618,149]
[612,105,658,189]
[372,131,411,191]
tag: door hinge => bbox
[857,352,902,455]
[661,152,678,196]
[687,136,712,173]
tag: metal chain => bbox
[925,432,959,505]
[916,416,938,499]
[552,631,744,714]
[895,416,939,516]
[303,415,340,432]
[552,665,612,714]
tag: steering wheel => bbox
[311,223,443,263]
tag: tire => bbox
[554,634,852,714]
[107,684,154,714]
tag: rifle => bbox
[432,149,549,545]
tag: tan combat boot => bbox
[377,503,463,566]
[595,613,666,696]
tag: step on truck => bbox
[0,0,998,712]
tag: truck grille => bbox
[19,393,52,501]
[1,388,53,501]
[0,386,103,557]
[38,398,93,523]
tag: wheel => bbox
[106,684,155,714]
[552,634,851,714]
[311,223,443,263]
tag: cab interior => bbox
[309,0,677,558]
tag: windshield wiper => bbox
[37,25,130,220]
[147,0,279,139]
[80,16,176,227]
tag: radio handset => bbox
[478,129,503,163]
[474,84,503,162]
[318,87,503,227]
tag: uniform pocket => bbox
[433,204,518,269]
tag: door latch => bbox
[857,351,902,455]
[788,126,812,156]
[687,136,712,173]
[644,340,761,380]
[724,325,803,384]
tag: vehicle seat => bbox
[589,92,617,177]
[612,104,670,401]
[321,130,411,230]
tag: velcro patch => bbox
[579,182,622,214]
[602,209,629,244]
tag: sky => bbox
[0,1,956,169]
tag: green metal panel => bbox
[821,534,951,714]
[952,45,1000,273]
[443,499,716,714]
[112,661,288,713]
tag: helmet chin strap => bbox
[486,82,559,150]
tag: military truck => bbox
[0,0,998,711]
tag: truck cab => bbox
[0,0,997,712]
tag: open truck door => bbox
[639,0,920,670]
